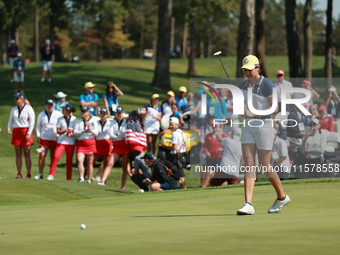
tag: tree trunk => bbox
[304,0,312,79]
[96,15,103,62]
[325,0,333,85]
[255,0,268,77]
[236,0,255,78]
[200,31,204,59]
[1,30,7,65]
[285,0,303,77]
[207,29,212,58]
[151,0,172,89]
[139,22,144,59]
[49,1,56,62]
[34,8,40,62]
[182,21,188,58]
[170,17,175,52]
[187,0,197,75]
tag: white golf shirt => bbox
[56,115,77,145]
[74,118,99,140]
[110,118,127,141]
[171,129,187,154]
[96,120,112,140]
[36,110,63,141]
[8,104,35,135]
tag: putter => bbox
[213,51,231,82]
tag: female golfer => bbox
[35,99,62,179]
[143,93,162,154]
[74,106,99,183]
[92,108,113,184]
[47,103,77,180]
[237,55,290,215]
[7,92,35,179]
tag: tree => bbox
[151,0,172,89]
[187,0,197,75]
[325,0,333,84]
[255,0,268,77]
[236,0,255,78]
[285,0,303,77]
[303,0,312,79]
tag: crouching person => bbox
[129,150,152,192]
[142,152,179,191]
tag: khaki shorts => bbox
[9,57,18,69]
[14,71,24,82]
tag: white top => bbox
[56,115,77,145]
[74,118,99,140]
[271,137,291,172]
[96,120,112,140]
[144,107,160,134]
[294,91,314,107]
[171,129,187,154]
[226,98,238,119]
[110,118,127,141]
[161,101,172,115]
[274,79,294,102]
[220,138,242,177]
[36,110,63,141]
[8,104,35,135]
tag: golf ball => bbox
[80,224,86,230]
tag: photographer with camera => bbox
[129,150,152,192]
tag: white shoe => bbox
[34,173,43,180]
[48,78,52,82]
[91,176,101,182]
[46,175,55,181]
[237,203,255,215]
[97,181,106,186]
[87,180,91,184]
[268,195,291,213]
[41,77,45,82]
[74,177,84,183]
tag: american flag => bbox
[125,129,147,150]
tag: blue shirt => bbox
[207,97,228,120]
[80,93,99,116]
[103,92,118,109]
[175,97,188,110]
[13,59,25,70]
[53,101,68,112]
[170,111,181,119]
[145,104,162,113]
[8,46,19,58]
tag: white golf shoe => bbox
[237,203,255,215]
[46,175,55,181]
[268,195,291,213]
[34,173,43,180]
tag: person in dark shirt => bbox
[8,39,19,83]
[142,152,178,191]
[13,52,25,92]
[40,39,55,82]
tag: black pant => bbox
[130,175,149,191]
[168,153,186,177]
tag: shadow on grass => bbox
[130,213,266,218]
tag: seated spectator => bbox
[161,91,175,116]
[80,82,98,116]
[142,152,179,191]
[293,80,320,108]
[324,86,340,121]
[103,81,124,116]
[175,86,188,110]
[129,150,152,192]
[53,91,68,112]
[271,130,290,180]
[318,105,335,132]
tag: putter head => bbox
[213,51,222,56]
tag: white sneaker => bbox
[46,175,55,181]
[97,181,106,186]
[91,176,101,182]
[41,77,45,82]
[237,203,255,215]
[34,173,43,180]
[268,195,291,213]
[74,177,84,183]
[48,78,52,82]
[87,180,91,184]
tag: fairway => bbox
[0,180,340,255]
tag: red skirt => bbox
[12,128,34,146]
[40,139,57,149]
[76,139,97,155]
[95,139,113,156]
[112,139,130,155]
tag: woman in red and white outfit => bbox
[92,108,113,184]
[98,106,129,188]
[47,103,77,181]
[74,106,99,183]
[7,92,35,179]
[35,99,62,179]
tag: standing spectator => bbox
[80,81,99,116]
[175,86,188,110]
[191,93,205,128]
[73,106,99,183]
[274,70,294,112]
[7,92,35,179]
[170,103,184,127]
[92,108,113,184]
[206,85,228,120]
[35,99,62,179]
[293,80,320,107]
[224,89,240,138]
[40,39,55,82]
[99,106,129,188]
[318,105,335,132]
[13,52,25,93]
[126,111,147,153]
[271,130,290,180]
[47,103,77,180]
[161,91,175,116]
[103,81,124,116]
[8,39,19,83]
[144,93,162,154]
[324,86,340,121]
[332,45,337,67]
[129,151,152,192]
[53,92,68,112]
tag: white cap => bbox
[10,39,15,44]
[170,117,179,125]
[17,52,22,57]
[311,118,320,125]
[55,91,67,99]
[45,39,50,44]
[328,86,336,92]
